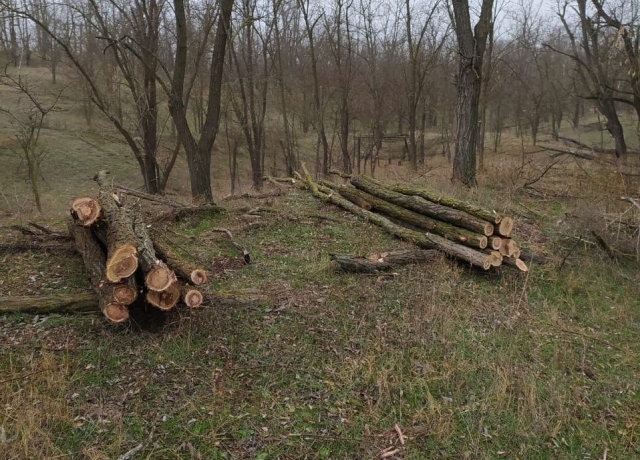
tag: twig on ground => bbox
[117,443,143,460]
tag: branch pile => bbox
[300,169,527,272]
[67,171,207,323]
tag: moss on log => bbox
[351,175,494,236]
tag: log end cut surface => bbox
[145,263,177,292]
[103,303,129,323]
[498,217,514,237]
[106,243,138,282]
[190,269,207,286]
[112,284,138,305]
[183,289,204,308]
[71,197,102,226]
[146,283,180,310]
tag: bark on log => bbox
[338,186,488,249]
[93,174,139,283]
[152,236,208,285]
[330,249,441,273]
[67,221,129,323]
[501,257,528,272]
[300,166,493,270]
[351,175,494,236]
[70,196,102,227]
[131,214,177,292]
[389,182,503,224]
[146,282,180,311]
[0,293,99,315]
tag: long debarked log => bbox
[330,249,441,273]
[300,167,493,270]
[336,185,488,249]
[350,175,495,236]
[94,172,139,282]
[67,221,130,323]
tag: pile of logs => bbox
[68,171,207,323]
[301,169,527,272]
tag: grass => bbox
[1,65,640,459]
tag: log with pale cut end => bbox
[67,220,131,323]
[102,302,130,322]
[146,282,181,310]
[489,251,502,267]
[112,277,138,305]
[70,196,101,227]
[497,217,514,237]
[511,246,521,260]
[300,167,493,270]
[488,236,503,250]
[190,269,207,285]
[130,215,177,292]
[499,238,519,258]
[389,183,503,224]
[502,257,528,272]
[152,236,207,286]
[105,242,138,282]
[350,175,494,236]
[337,186,488,250]
[330,249,441,273]
[182,286,204,308]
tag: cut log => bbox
[497,217,514,237]
[152,236,208,285]
[146,282,181,311]
[112,276,138,305]
[330,249,441,273]
[182,286,204,308]
[300,166,493,270]
[351,175,494,236]
[0,292,99,315]
[70,196,102,227]
[338,186,488,250]
[501,257,528,272]
[92,173,139,283]
[488,236,503,250]
[131,214,177,291]
[499,238,519,257]
[67,221,130,323]
[389,183,503,224]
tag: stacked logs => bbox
[68,171,207,323]
[303,170,526,272]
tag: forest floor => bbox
[1,66,640,459]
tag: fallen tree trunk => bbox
[301,167,493,270]
[131,215,177,292]
[501,257,528,272]
[146,282,181,311]
[337,186,488,249]
[67,221,130,323]
[0,293,99,315]
[350,175,495,236]
[330,249,441,273]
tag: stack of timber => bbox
[300,168,527,272]
[67,171,207,323]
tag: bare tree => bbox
[450,0,494,186]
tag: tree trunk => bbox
[451,0,494,186]
[0,293,100,316]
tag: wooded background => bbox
[0,0,637,202]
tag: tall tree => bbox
[450,0,494,186]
